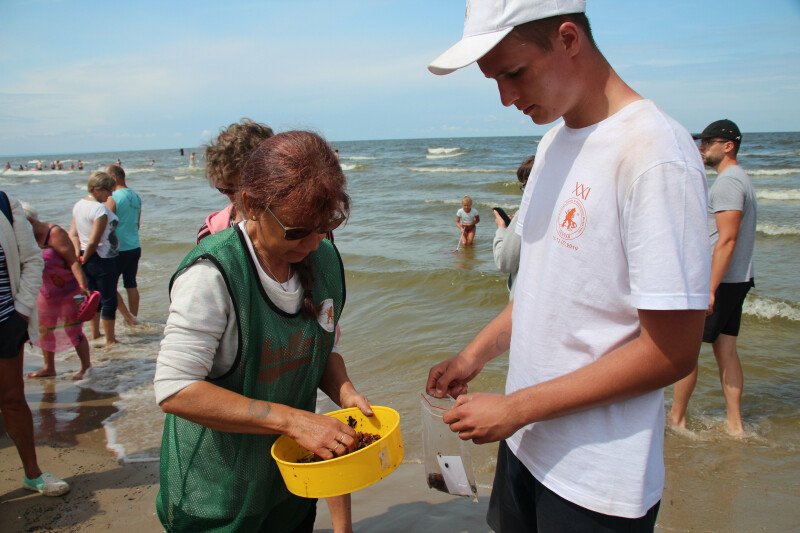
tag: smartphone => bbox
[493,207,511,228]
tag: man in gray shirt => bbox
[670,119,757,435]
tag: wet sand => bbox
[1,367,797,532]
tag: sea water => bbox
[2,133,798,526]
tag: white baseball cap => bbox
[428,0,586,75]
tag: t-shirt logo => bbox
[555,182,590,242]
[317,298,335,333]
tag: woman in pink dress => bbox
[22,203,91,379]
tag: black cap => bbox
[692,119,742,142]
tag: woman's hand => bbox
[339,382,373,417]
[286,409,358,461]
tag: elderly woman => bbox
[22,203,91,379]
[69,171,120,347]
[155,131,371,532]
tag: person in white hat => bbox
[425,1,711,530]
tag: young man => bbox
[670,119,757,436]
[106,164,142,325]
[425,1,710,530]
[0,191,69,496]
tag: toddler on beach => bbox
[456,195,480,246]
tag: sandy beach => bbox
[3,359,800,532]
[0,371,491,533]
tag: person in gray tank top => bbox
[671,119,757,435]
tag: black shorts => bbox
[0,312,29,359]
[117,247,141,289]
[487,441,660,532]
[703,280,754,343]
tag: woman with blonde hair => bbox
[69,171,120,347]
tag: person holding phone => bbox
[492,155,534,298]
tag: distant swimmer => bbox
[18,165,25,171]
[35,161,43,171]
[180,148,184,156]
[4,161,10,170]
[56,160,63,170]
[149,159,155,166]
[77,160,84,170]
[189,152,196,167]
[116,159,122,167]
[69,163,75,170]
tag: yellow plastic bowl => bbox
[271,406,404,498]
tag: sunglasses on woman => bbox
[263,205,345,241]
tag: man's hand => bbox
[426,354,482,399]
[443,393,519,444]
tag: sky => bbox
[2,0,799,156]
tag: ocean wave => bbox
[426,152,465,160]
[411,166,507,174]
[757,223,800,236]
[749,168,800,176]
[424,198,519,210]
[125,168,156,174]
[427,147,461,155]
[2,169,76,177]
[341,163,366,171]
[757,189,800,201]
[174,175,194,181]
[744,296,800,322]
[345,156,377,160]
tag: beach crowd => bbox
[0,1,760,532]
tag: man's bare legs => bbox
[712,333,744,435]
[669,364,698,429]
[126,287,140,317]
[669,333,744,435]
[116,292,138,326]
[0,347,42,479]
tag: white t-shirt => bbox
[456,207,478,225]
[72,198,119,258]
[509,100,710,518]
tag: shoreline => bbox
[2,359,798,532]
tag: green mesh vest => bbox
[157,226,345,532]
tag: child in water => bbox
[456,195,480,246]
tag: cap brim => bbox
[428,28,513,75]
[691,133,709,140]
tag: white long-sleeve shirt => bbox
[154,223,339,404]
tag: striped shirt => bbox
[0,243,15,322]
